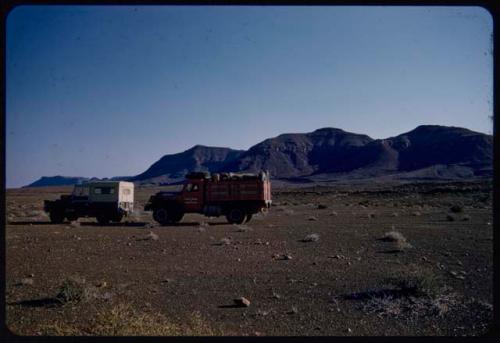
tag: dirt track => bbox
[5,181,493,336]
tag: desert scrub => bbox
[380,231,412,252]
[37,304,220,336]
[384,268,443,298]
[56,277,92,304]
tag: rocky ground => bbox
[5,180,493,336]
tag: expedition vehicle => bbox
[144,171,272,225]
[44,181,134,225]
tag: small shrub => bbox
[462,215,471,221]
[412,211,421,217]
[450,205,463,213]
[390,212,399,217]
[381,231,412,252]
[56,277,90,304]
[381,231,406,243]
[317,204,328,210]
[384,268,442,298]
[38,304,219,336]
[446,214,455,222]
[302,233,320,242]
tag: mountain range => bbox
[24,125,493,187]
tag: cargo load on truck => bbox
[144,170,272,225]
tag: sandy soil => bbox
[5,181,493,336]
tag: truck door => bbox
[182,180,204,212]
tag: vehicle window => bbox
[185,184,193,192]
[192,184,199,192]
[94,187,114,195]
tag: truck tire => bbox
[245,214,253,223]
[49,210,65,224]
[153,208,183,225]
[111,213,124,223]
[226,208,245,224]
[66,214,78,222]
[170,211,184,224]
[96,214,110,225]
[153,208,170,225]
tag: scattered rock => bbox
[96,281,107,288]
[308,216,318,221]
[412,211,421,217]
[302,233,320,242]
[462,215,471,221]
[317,204,328,210]
[220,238,232,245]
[446,214,455,222]
[234,297,251,307]
[330,211,338,216]
[18,278,34,286]
[391,212,399,217]
[287,306,298,314]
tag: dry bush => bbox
[56,277,92,304]
[384,268,443,298]
[381,231,412,252]
[37,304,220,336]
[381,231,406,243]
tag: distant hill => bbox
[24,125,493,187]
[25,176,90,188]
[130,145,244,183]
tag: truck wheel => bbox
[112,214,124,223]
[170,211,184,224]
[226,208,245,224]
[245,214,253,223]
[49,211,65,224]
[66,215,78,222]
[153,208,170,225]
[96,214,110,225]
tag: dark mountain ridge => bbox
[25,125,492,187]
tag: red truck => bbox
[144,171,272,225]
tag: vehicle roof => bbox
[79,181,133,187]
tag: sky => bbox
[6,5,493,188]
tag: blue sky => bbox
[6,6,493,188]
